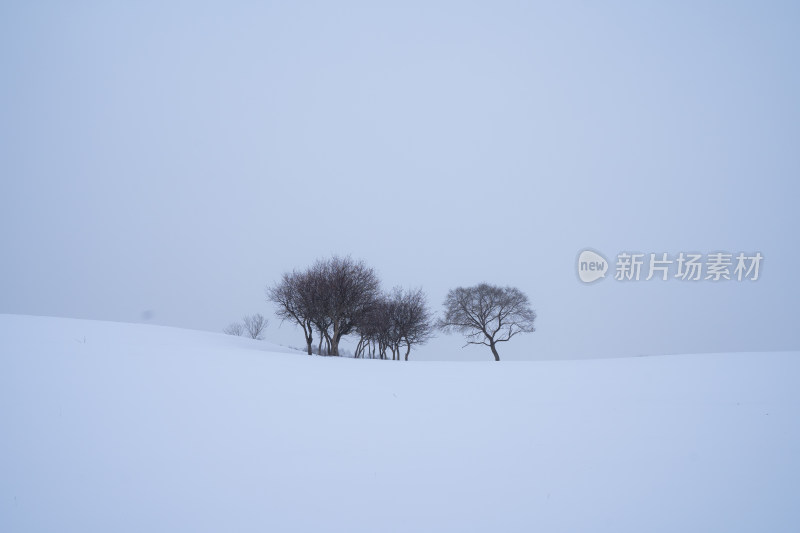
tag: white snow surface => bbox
[1,314,799,532]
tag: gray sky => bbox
[2,1,798,360]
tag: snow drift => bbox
[1,314,798,532]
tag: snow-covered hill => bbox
[1,314,798,532]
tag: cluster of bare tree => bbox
[266,256,433,359]
[263,255,537,361]
[355,287,434,360]
[223,313,269,340]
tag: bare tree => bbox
[312,256,381,356]
[305,263,333,355]
[355,296,394,360]
[267,256,380,356]
[391,287,434,360]
[242,313,268,340]
[223,322,244,336]
[355,287,434,361]
[266,271,316,355]
[437,283,536,361]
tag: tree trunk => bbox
[303,324,313,355]
[355,338,365,358]
[490,342,500,361]
[330,323,340,356]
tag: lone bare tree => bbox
[243,313,268,340]
[223,322,244,336]
[437,283,536,361]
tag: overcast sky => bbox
[2,1,798,360]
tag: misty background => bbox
[2,1,798,361]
